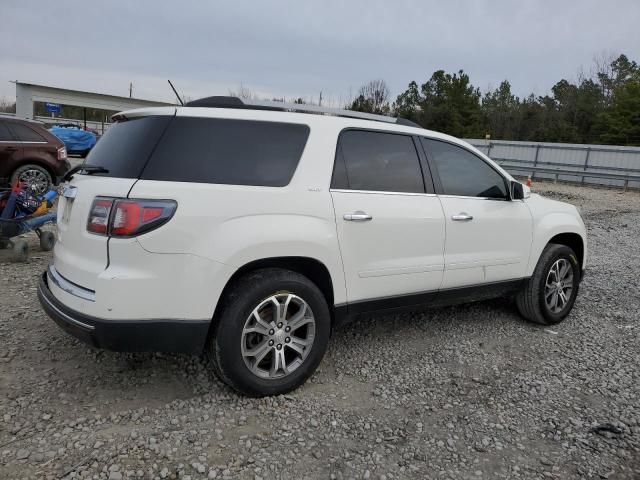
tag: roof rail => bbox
[183,96,421,127]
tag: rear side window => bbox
[0,121,12,141]
[332,130,425,193]
[422,138,507,199]
[84,116,173,178]
[142,118,310,187]
[10,123,46,142]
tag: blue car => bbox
[49,126,97,157]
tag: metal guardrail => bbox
[467,139,640,191]
[494,161,640,191]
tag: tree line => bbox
[349,54,640,146]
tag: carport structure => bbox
[14,81,173,122]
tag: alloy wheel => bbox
[18,169,50,195]
[544,258,574,313]
[241,293,316,379]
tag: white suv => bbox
[38,97,587,396]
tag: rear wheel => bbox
[11,164,52,195]
[209,268,331,397]
[516,243,581,325]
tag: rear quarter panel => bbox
[128,120,347,313]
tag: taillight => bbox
[87,197,176,237]
[57,146,67,160]
[87,198,113,234]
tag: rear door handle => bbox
[344,211,373,222]
[452,213,473,221]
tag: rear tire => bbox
[11,240,29,263]
[516,243,581,325]
[209,268,331,397]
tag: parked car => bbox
[38,97,587,397]
[49,125,97,157]
[0,115,70,194]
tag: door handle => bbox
[343,211,373,221]
[4,146,18,151]
[451,213,473,221]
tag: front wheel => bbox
[209,268,331,397]
[516,243,581,325]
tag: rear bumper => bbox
[38,272,210,354]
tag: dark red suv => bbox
[0,116,70,194]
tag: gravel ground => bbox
[1,181,639,480]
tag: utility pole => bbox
[129,82,133,98]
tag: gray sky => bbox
[1,0,639,106]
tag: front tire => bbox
[516,243,581,325]
[209,268,331,397]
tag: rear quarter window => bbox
[141,117,310,187]
[84,116,173,178]
[9,123,46,142]
[0,121,12,141]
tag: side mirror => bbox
[510,180,530,200]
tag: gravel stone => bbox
[15,448,29,460]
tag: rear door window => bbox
[9,123,46,142]
[142,117,310,187]
[331,130,425,193]
[84,116,173,178]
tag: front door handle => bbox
[452,213,473,221]
[344,211,373,222]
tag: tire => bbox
[0,239,9,250]
[39,231,56,251]
[209,268,331,397]
[11,164,53,195]
[516,243,581,325]
[11,240,29,263]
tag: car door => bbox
[330,129,445,310]
[0,120,22,183]
[420,138,532,289]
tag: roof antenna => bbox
[168,80,184,106]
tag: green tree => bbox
[598,54,640,104]
[596,80,640,145]
[482,80,521,139]
[348,79,391,115]
[394,70,483,137]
